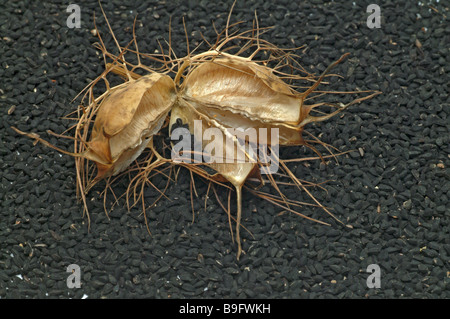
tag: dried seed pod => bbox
[84,73,175,181]
[12,3,381,260]
[169,100,258,259]
[178,54,303,146]
[171,51,380,258]
[13,73,175,185]
[12,8,178,228]
[177,53,380,143]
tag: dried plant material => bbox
[13,73,175,186]
[169,101,259,259]
[12,10,178,226]
[178,56,303,146]
[83,73,174,181]
[11,2,381,260]
[167,8,380,258]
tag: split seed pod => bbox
[13,72,175,190]
[169,99,258,260]
[12,3,381,260]
[84,73,175,183]
[171,50,380,259]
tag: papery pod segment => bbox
[13,73,176,191]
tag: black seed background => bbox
[0,0,448,299]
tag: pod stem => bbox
[11,127,83,158]
[235,184,243,260]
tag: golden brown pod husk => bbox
[179,54,304,146]
[86,73,175,181]
[13,72,176,193]
[176,52,380,143]
[169,100,257,260]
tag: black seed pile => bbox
[1,0,448,299]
